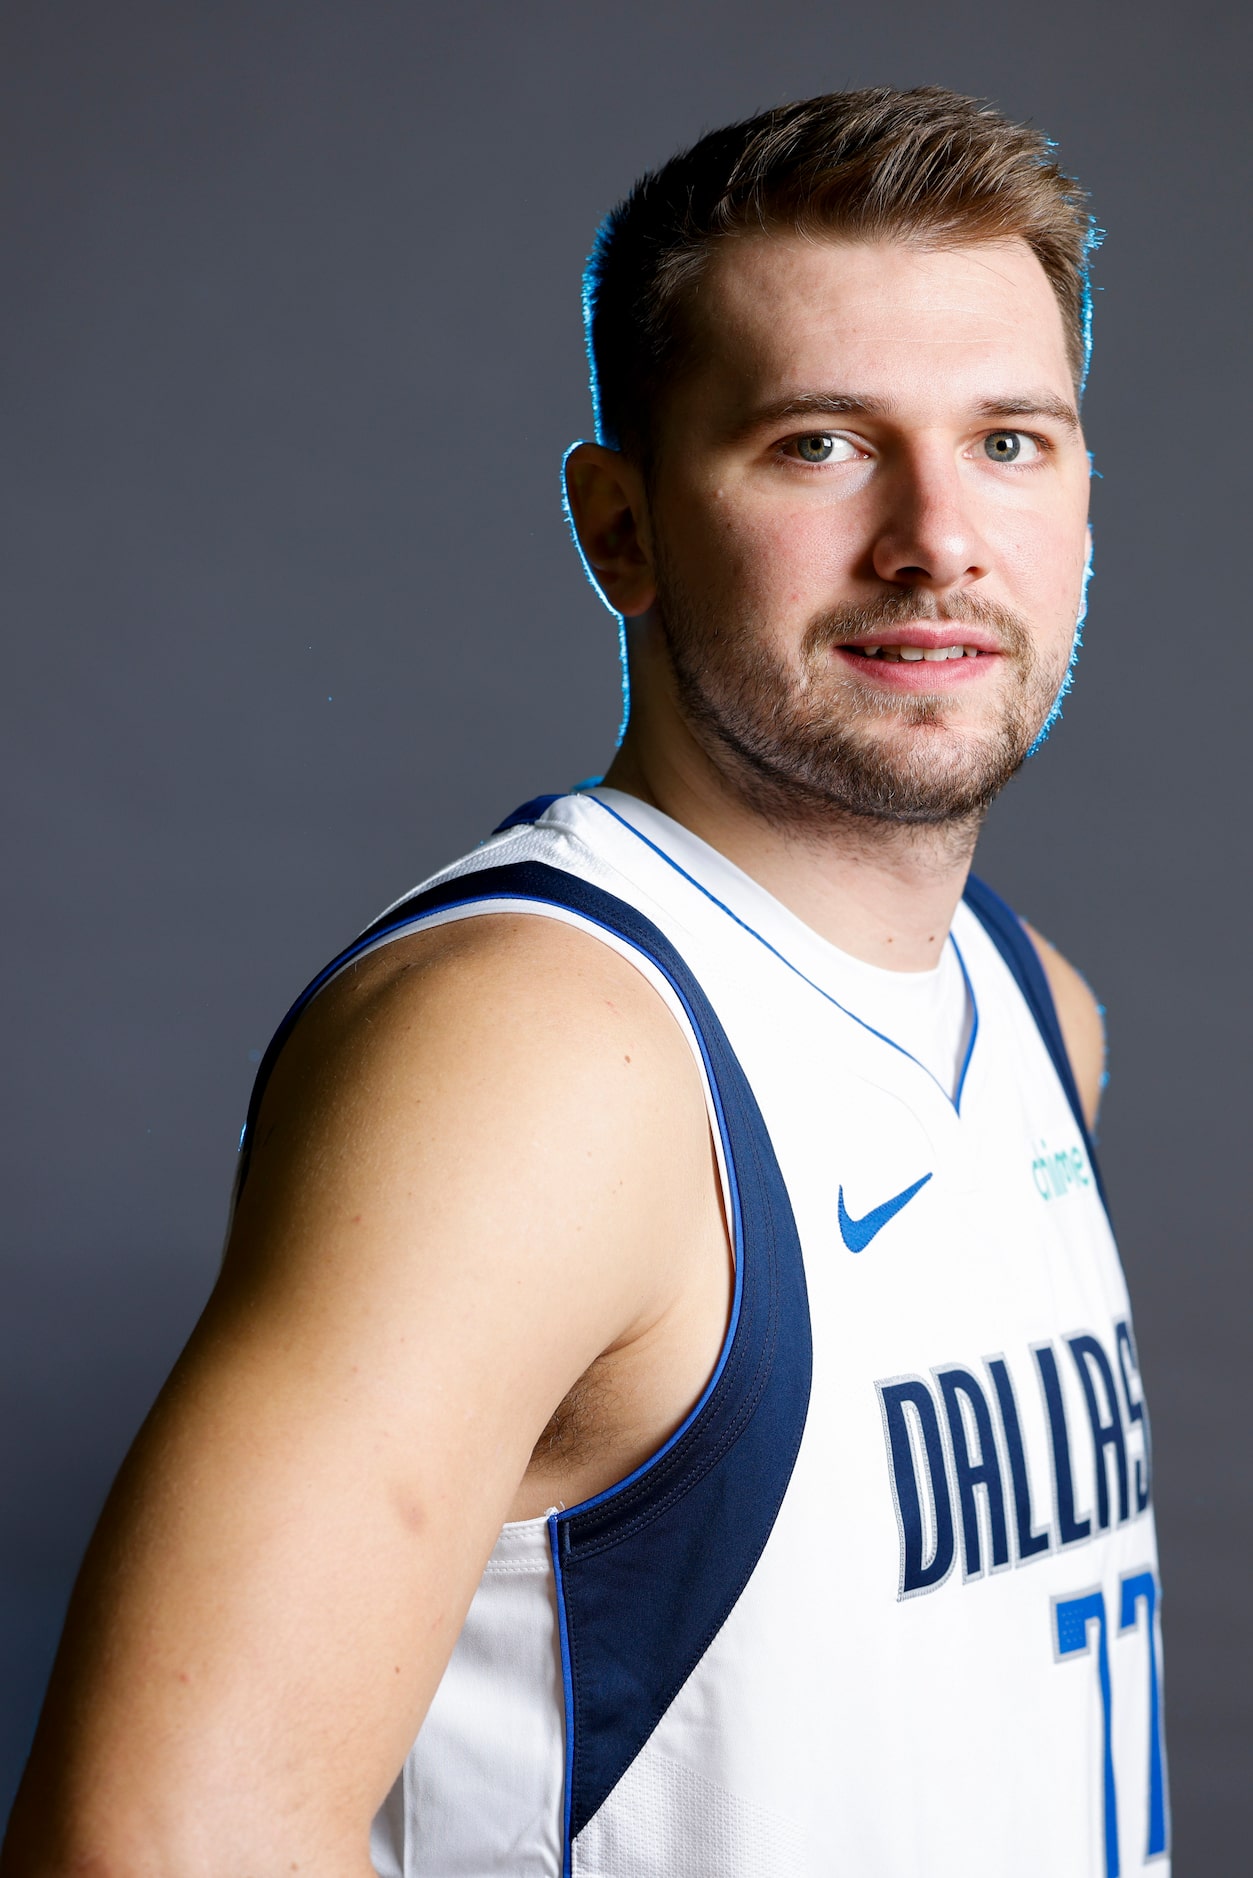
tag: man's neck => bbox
[601,710,981,974]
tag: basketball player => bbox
[4,89,1166,1877]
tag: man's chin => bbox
[759,723,1033,825]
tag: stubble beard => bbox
[652,550,1070,836]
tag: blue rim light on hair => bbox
[582,220,612,448]
[563,216,636,748]
[1078,213,1105,401]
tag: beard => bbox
[651,547,1071,829]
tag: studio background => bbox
[3,0,1248,1856]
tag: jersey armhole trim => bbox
[237,853,813,1854]
[962,873,1109,1220]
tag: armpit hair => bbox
[529,1352,619,1472]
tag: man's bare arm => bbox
[1024,921,1107,1131]
[3,914,725,1877]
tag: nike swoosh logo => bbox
[838,1172,933,1252]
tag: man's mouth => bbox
[851,644,984,663]
[826,623,1007,690]
[828,621,1007,680]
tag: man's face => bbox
[640,234,1092,824]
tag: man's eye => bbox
[791,433,855,464]
[982,430,1041,463]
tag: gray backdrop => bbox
[3,0,1249,1855]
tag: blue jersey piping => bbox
[547,1511,576,1878]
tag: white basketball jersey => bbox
[244,788,1166,1877]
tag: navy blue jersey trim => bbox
[238,854,813,1852]
[491,793,562,834]
[962,874,1109,1217]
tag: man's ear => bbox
[563,442,656,617]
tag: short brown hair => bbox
[584,87,1098,459]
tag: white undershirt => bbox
[806,934,973,1097]
[592,790,974,1099]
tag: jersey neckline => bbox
[578,788,980,1115]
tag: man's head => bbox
[566,89,1098,830]
[585,88,1096,464]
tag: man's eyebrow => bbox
[971,394,1080,431]
[732,390,1081,434]
[734,392,892,430]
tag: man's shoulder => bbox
[299,907,679,1066]
[244,907,705,1203]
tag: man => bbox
[5,87,1165,1876]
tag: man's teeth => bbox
[856,645,981,662]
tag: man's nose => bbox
[868,445,991,592]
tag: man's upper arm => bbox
[1022,920,1106,1132]
[5,913,712,1876]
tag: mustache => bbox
[803,590,1032,658]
